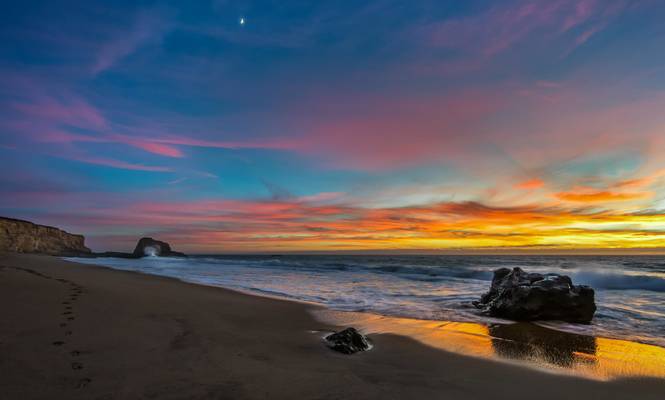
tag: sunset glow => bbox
[1,1,665,253]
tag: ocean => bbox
[67,254,665,349]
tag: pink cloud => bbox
[297,192,345,203]
[110,135,184,158]
[289,88,504,170]
[11,95,106,130]
[7,89,297,160]
[130,141,183,157]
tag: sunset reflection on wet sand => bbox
[316,310,665,380]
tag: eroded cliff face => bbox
[0,217,91,255]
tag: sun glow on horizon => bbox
[2,1,665,253]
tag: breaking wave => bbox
[66,254,665,348]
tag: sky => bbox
[1,0,665,253]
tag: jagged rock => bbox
[473,267,596,323]
[325,327,370,354]
[0,217,90,256]
[132,237,186,258]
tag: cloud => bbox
[28,192,665,252]
[262,180,292,201]
[289,88,503,170]
[110,135,184,158]
[11,94,106,130]
[5,84,295,161]
[149,135,300,150]
[515,178,545,190]
[62,155,172,172]
[555,188,650,203]
[92,8,174,75]
[419,0,623,65]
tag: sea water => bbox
[67,254,665,349]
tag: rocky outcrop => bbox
[0,217,91,256]
[132,237,186,258]
[473,267,596,323]
[325,328,370,354]
[78,237,186,258]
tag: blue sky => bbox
[2,0,665,252]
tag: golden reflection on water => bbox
[316,309,665,381]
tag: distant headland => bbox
[0,216,185,258]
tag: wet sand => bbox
[1,253,664,399]
[317,310,665,381]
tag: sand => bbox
[1,253,664,399]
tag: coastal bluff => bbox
[0,217,91,256]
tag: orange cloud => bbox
[46,196,665,253]
[555,188,651,203]
[515,178,545,190]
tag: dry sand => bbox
[1,253,664,399]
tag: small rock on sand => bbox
[325,327,370,354]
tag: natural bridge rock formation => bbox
[0,217,91,256]
[132,237,186,258]
[474,267,596,324]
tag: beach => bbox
[2,253,665,400]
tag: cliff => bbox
[0,217,91,255]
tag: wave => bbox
[76,255,665,293]
[66,254,665,348]
[571,271,665,292]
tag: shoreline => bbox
[41,255,665,380]
[314,309,665,381]
[66,253,665,351]
[66,255,665,368]
[2,253,665,399]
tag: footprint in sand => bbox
[53,341,65,346]
[67,317,75,321]
[70,350,92,357]
[71,362,83,370]
[60,323,67,327]
[76,378,91,389]
[65,331,72,336]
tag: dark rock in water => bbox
[325,327,370,354]
[473,267,596,323]
[132,237,186,258]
